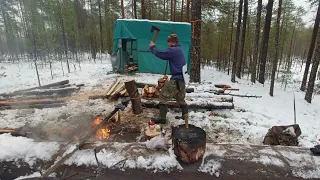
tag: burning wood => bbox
[92,117,111,140]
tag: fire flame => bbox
[92,118,110,140]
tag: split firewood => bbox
[106,79,121,97]
[110,83,125,99]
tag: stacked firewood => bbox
[142,75,168,98]
[105,79,128,99]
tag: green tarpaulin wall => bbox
[113,19,191,75]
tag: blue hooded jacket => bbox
[150,43,186,82]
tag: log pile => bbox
[0,80,82,110]
[105,79,128,99]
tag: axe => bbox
[151,25,160,43]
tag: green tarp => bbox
[113,19,191,74]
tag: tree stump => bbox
[125,80,138,98]
[172,124,206,163]
[125,80,142,115]
[131,96,143,114]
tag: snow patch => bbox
[251,155,285,167]
[0,134,60,166]
[199,159,222,177]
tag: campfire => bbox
[92,117,111,140]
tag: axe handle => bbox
[152,31,160,43]
[164,60,168,75]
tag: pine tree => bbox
[231,0,243,82]
[258,0,274,84]
[270,0,282,96]
[190,0,201,83]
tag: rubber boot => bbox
[151,104,168,124]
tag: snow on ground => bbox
[1,57,320,178]
[0,134,60,167]
[0,54,112,93]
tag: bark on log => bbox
[0,80,70,96]
[0,103,66,110]
[172,124,206,163]
[125,80,139,98]
[0,129,27,137]
[131,96,143,114]
[1,87,79,97]
[141,99,234,110]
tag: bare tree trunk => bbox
[142,0,146,19]
[231,0,243,82]
[190,0,201,83]
[149,0,152,19]
[181,0,184,21]
[163,0,166,20]
[121,0,125,18]
[228,0,236,75]
[258,0,274,84]
[300,1,320,91]
[237,0,248,78]
[270,0,282,96]
[251,0,262,83]
[98,0,103,54]
[186,0,190,22]
[133,0,137,19]
[57,0,70,73]
[305,29,320,103]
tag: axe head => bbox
[150,25,160,33]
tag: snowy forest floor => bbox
[0,56,320,179]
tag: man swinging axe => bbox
[149,34,189,126]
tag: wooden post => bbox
[125,80,143,114]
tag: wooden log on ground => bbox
[125,81,143,114]
[0,80,70,97]
[0,103,66,110]
[136,82,157,89]
[125,80,139,98]
[88,95,106,100]
[0,129,27,137]
[1,87,79,98]
[186,94,233,102]
[141,99,234,110]
[172,124,206,163]
[131,96,143,114]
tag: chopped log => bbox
[224,88,240,91]
[106,79,121,97]
[76,84,85,87]
[141,99,234,110]
[136,82,157,89]
[144,126,161,140]
[125,80,139,98]
[131,96,143,114]
[172,124,206,163]
[41,106,123,178]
